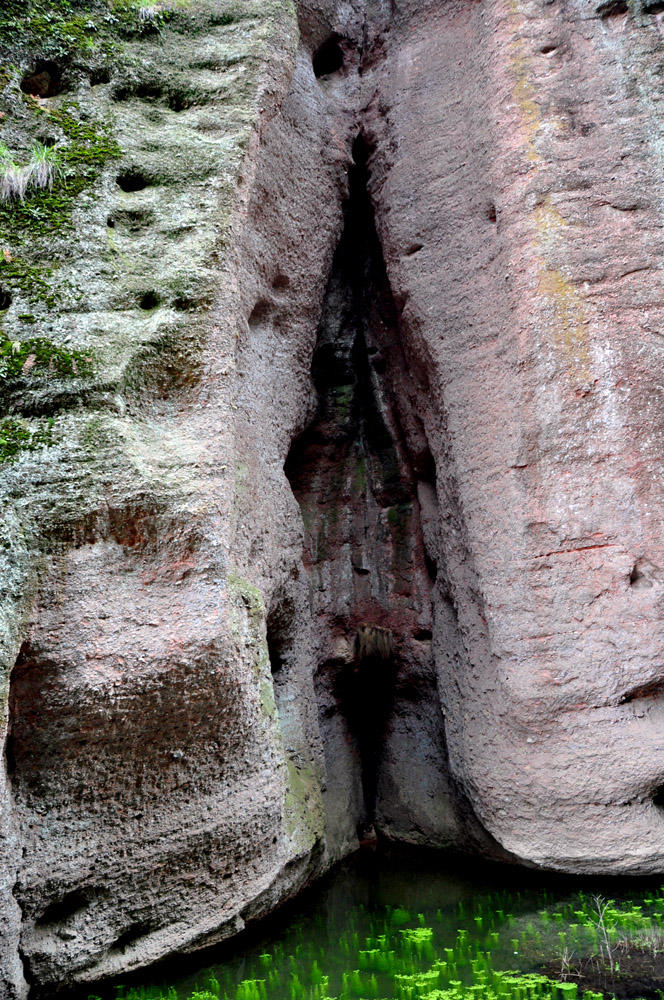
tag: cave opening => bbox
[335,629,398,839]
[20,60,63,99]
[285,134,436,844]
[312,36,345,79]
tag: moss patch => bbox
[0,331,93,382]
[0,255,58,309]
[0,0,180,59]
[0,415,53,463]
[0,101,121,243]
[227,569,267,667]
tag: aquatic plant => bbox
[106,874,664,1000]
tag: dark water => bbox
[63,846,664,1000]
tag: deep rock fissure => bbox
[284,133,439,842]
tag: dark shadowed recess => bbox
[312,35,345,77]
[284,133,434,838]
[20,60,63,98]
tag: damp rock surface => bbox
[2,0,664,995]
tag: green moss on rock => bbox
[0,100,121,244]
[0,331,93,382]
[0,415,53,463]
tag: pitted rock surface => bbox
[3,0,664,995]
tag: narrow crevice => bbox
[335,636,398,838]
[112,921,155,953]
[596,0,628,14]
[619,678,664,705]
[628,559,655,589]
[4,642,30,786]
[267,606,289,680]
[285,133,437,842]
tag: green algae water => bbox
[83,849,664,1000]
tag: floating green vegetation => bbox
[0,415,53,464]
[98,871,664,1000]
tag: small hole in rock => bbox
[112,84,132,102]
[0,288,12,311]
[487,204,497,223]
[353,565,370,576]
[36,889,90,927]
[413,627,433,641]
[107,216,116,228]
[619,678,664,705]
[653,785,664,809]
[405,242,424,256]
[168,91,194,113]
[596,0,628,15]
[139,291,160,310]
[629,562,652,588]
[20,60,62,98]
[173,296,197,312]
[117,170,150,192]
[540,43,558,53]
[134,82,164,102]
[89,67,111,86]
[272,273,289,291]
[113,922,152,952]
[313,36,344,78]
[248,299,273,328]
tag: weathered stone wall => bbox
[3,0,664,994]
[366,0,664,874]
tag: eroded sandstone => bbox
[3,0,664,994]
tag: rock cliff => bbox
[3,0,664,994]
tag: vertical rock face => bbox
[4,0,664,992]
[364,0,664,875]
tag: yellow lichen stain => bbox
[506,0,593,385]
[538,267,591,381]
[533,200,568,238]
[511,46,542,164]
[533,199,572,257]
